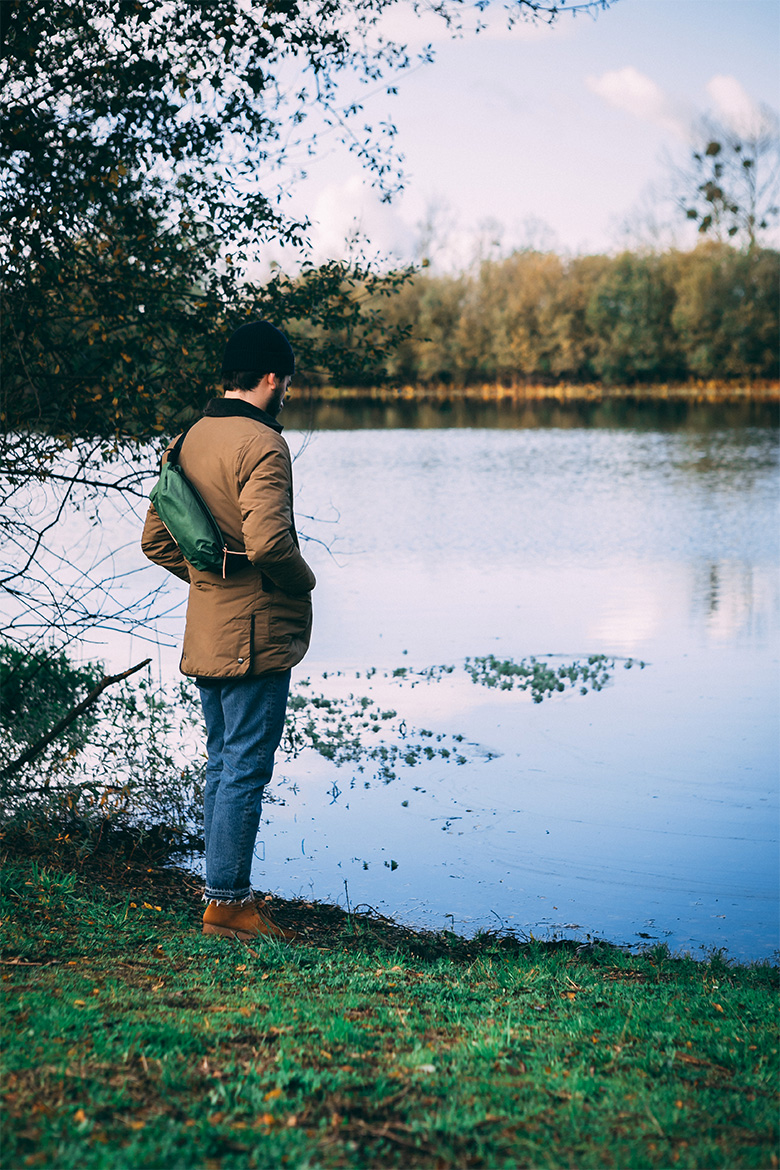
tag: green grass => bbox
[1,857,777,1169]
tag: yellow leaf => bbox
[73,1000,86,1006]
[713,1003,724,1013]
[73,1109,87,1123]
[264,1088,282,1101]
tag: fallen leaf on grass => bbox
[253,1113,276,1129]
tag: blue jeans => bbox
[198,671,291,901]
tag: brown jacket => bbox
[141,398,315,678]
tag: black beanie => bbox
[221,320,295,376]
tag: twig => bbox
[343,879,356,936]
[0,958,60,967]
[0,658,151,781]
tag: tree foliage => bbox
[362,243,779,387]
[0,0,419,441]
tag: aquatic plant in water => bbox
[464,653,645,702]
[282,654,647,782]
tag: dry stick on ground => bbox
[0,658,151,782]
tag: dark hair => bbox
[222,370,288,394]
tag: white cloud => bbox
[586,66,689,138]
[706,74,763,136]
[309,174,416,263]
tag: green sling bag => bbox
[149,428,249,577]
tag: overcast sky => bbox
[274,0,779,268]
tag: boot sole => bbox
[202,922,296,942]
[202,923,260,941]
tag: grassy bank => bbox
[297,381,780,405]
[1,856,777,1170]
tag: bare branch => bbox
[0,657,151,782]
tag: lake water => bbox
[254,401,779,962]
[43,401,780,961]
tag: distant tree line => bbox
[328,243,778,388]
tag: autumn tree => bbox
[672,242,780,378]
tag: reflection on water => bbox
[693,561,774,643]
[283,396,778,433]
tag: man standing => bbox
[142,320,315,941]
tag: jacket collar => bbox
[203,397,283,433]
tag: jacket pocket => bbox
[181,611,255,679]
[269,591,312,646]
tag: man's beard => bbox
[268,387,285,417]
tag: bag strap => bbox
[165,421,254,580]
[165,425,192,467]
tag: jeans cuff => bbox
[203,886,253,904]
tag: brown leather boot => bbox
[202,898,298,942]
